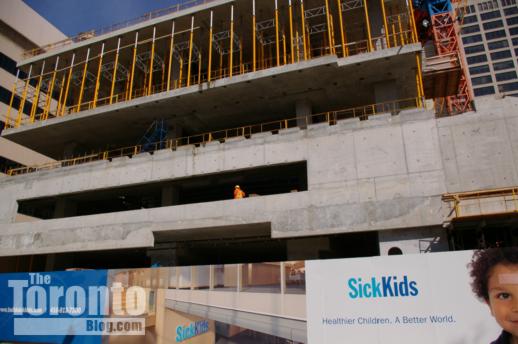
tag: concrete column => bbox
[53,198,77,218]
[161,185,179,206]
[295,99,312,129]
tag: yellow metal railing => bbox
[22,0,218,58]
[6,97,420,176]
[443,187,518,219]
[7,20,418,129]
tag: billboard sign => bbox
[306,250,506,344]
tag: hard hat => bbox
[235,185,240,188]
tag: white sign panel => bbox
[306,250,501,344]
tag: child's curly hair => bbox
[468,248,518,302]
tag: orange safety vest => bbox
[234,188,245,199]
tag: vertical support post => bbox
[275,0,280,66]
[208,12,213,82]
[167,22,175,91]
[300,0,308,60]
[17,65,32,126]
[282,32,287,65]
[61,54,74,116]
[148,27,156,95]
[324,0,334,54]
[415,52,425,107]
[280,262,286,294]
[229,6,234,78]
[295,30,300,62]
[187,17,195,87]
[43,56,59,120]
[363,0,373,52]
[30,61,45,123]
[93,43,104,108]
[252,0,257,71]
[380,0,390,48]
[336,0,348,56]
[407,0,418,43]
[129,32,139,100]
[398,15,405,45]
[5,70,19,128]
[240,39,244,73]
[110,38,121,104]
[289,0,294,64]
[56,72,65,115]
[237,264,243,292]
[198,52,202,84]
[179,57,183,87]
[77,48,90,111]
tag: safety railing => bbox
[7,22,419,129]
[443,187,518,219]
[5,97,420,176]
[23,0,218,58]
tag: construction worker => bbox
[234,185,246,199]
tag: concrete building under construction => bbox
[0,0,517,272]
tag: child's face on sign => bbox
[487,264,518,338]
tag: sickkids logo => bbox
[347,275,419,299]
[176,320,209,342]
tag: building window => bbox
[491,50,512,59]
[504,7,518,15]
[483,20,504,30]
[463,15,479,24]
[472,75,494,85]
[470,65,491,74]
[474,85,496,96]
[499,82,518,92]
[488,40,510,50]
[0,121,4,135]
[496,71,517,81]
[486,30,507,40]
[515,47,518,55]
[478,0,499,11]
[462,25,481,34]
[507,17,518,26]
[463,34,483,44]
[510,27,518,35]
[465,4,476,14]
[467,54,488,64]
[500,0,516,6]
[0,52,18,77]
[480,10,501,20]
[465,44,486,54]
[513,37,518,45]
[493,60,515,70]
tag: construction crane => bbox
[415,0,474,115]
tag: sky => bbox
[23,0,183,37]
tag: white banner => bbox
[306,250,501,344]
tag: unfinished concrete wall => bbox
[0,97,516,256]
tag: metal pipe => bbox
[208,12,213,82]
[252,0,256,71]
[76,48,90,111]
[336,0,348,56]
[129,32,139,100]
[380,0,390,48]
[363,0,374,52]
[167,22,175,91]
[229,6,234,78]
[110,38,121,104]
[300,0,307,60]
[43,56,59,120]
[5,70,19,127]
[148,27,156,94]
[93,43,105,107]
[61,54,75,116]
[289,0,294,63]
[275,0,280,66]
[30,61,45,122]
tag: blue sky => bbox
[23,0,182,37]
